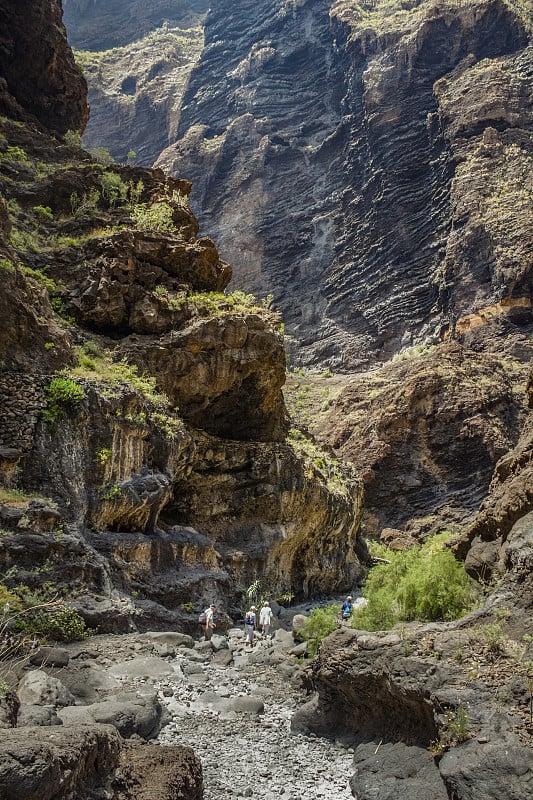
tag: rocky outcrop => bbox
[0,20,363,636]
[0,724,203,800]
[317,342,530,537]
[63,0,210,165]
[0,0,87,134]
[453,365,533,583]
[295,606,533,799]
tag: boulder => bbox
[17,705,62,727]
[210,634,228,651]
[17,670,75,708]
[0,725,121,800]
[29,647,70,668]
[111,740,203,800]
[58,689,163,739]
[439,737,533,800]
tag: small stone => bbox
[244,788,253,797]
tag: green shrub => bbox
[22,266,57,294]
[63,130,81,147]
[131,201,175,233]
[21,606,89,643]
[90,146,115,165]
[33,205,53,220]
[43,377,85,423]
[353,534,480,631]
[100,172,129,208]
[300,605,339,656]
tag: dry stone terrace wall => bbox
[0,372,46,453]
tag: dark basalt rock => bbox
[0,0,88,134]
[153,0,531,368]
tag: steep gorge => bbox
[155,0,532,370]
[1,2,533,799]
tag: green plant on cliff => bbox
[352,534,481,631]
[99,172,129,209]
[95,447,112,466]
[287,428,349,495]
[70,346,168,407]
[43,377,85,424]
[131,201,175,233]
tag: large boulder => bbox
[0,724,121,800]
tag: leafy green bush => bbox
[131,201,175,233]
[300,604,339,656]
[100,172,129,209]
[353,534,480,631]
[33,205,53,220]
[20,606,89,643]
[43,377,85,423]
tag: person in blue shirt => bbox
[244,605,257,646]
[341,596,353,621]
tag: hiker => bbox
[244,605,257,647]
[259,600,274,638]
[204,603,216,639]
[341,595,353,621]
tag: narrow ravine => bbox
[156,627,355,800]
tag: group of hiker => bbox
[200,595,355,643]
[199,600,275,646]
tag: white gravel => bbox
[157,631,355,800]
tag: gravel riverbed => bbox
[157,628,355,800]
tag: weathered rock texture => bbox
[0,725,203,800]
[149,0,532,368]
[63,0,210,166]
[317,341,530,537]
[454,364,533,585]
[0,0,88,134]
[0,2,363,638]
[295,602,533,799]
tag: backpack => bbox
[245,612,255,626]
[198,611,207,624]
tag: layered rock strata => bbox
[317,341,531,536]
[0,10,363,640]
[151,0,532,368]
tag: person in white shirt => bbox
[259,601,274,638]
[205,604,216,639]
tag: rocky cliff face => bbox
[0,0,87,134]
[0,2,363,636]
[317,341,531,537]
[150,0,532,369]
[293,374,533,798]
[63,0,209,166]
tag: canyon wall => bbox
[154,0,532,369]
[63,0,209,166]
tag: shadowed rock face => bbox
[317,342,529,537]
[63,0,210,166]
[0,0,87,134]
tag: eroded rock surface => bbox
[0,0,87,134]
[149,0,533,368]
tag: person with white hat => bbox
[259,600,274,638]
[244,605,257,647]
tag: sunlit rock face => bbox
[62,0,210,166]
[153,0,531,368]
